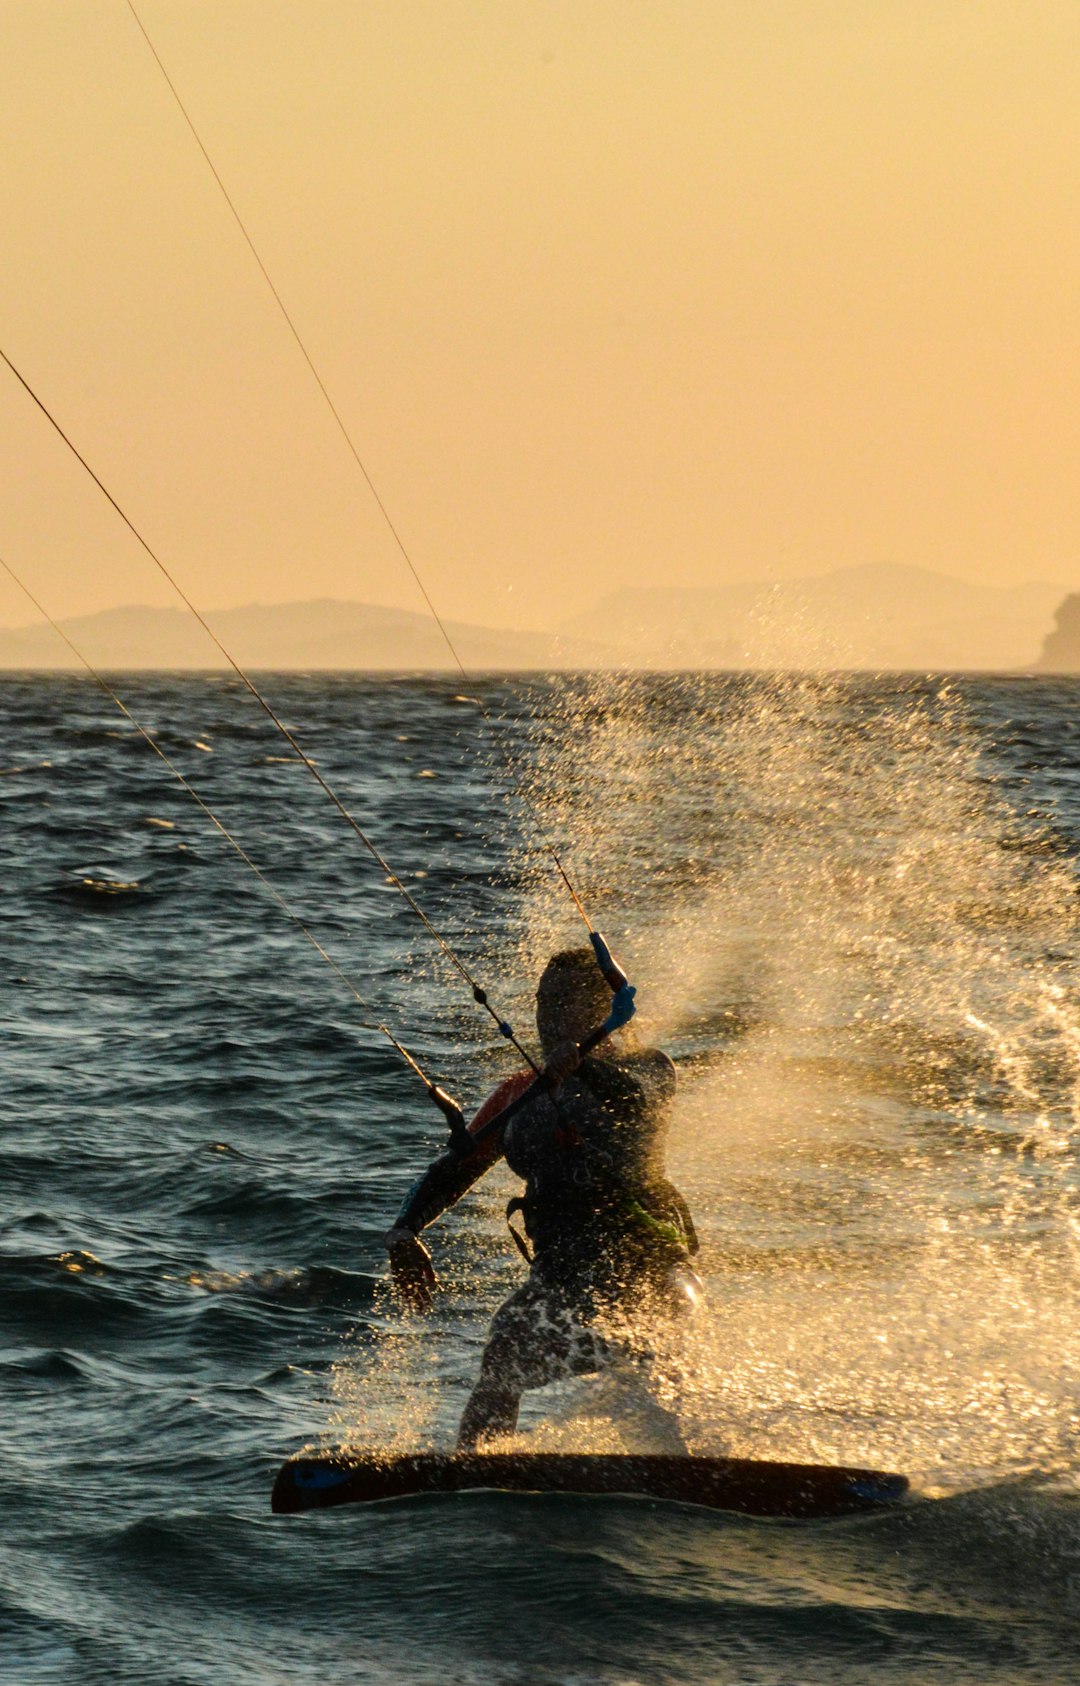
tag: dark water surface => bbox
[2,671,1078,1684]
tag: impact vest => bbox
[501,1050,691,1272]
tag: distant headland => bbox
[0,564,1073,671]
[1033,594,1080,671]
[0,597,607,673]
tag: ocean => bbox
[1,668,1077,1685]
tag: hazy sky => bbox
[1,0,1077,635]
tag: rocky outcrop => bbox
[1035,594,1080,671]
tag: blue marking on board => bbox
[293,1461,353,1492]
[845,1475,907,1503]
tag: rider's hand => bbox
[543,1038,582,1090]
[385,1225,437,1312]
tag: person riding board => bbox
[384,947,701,1450]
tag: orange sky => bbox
[1,0,1077,634]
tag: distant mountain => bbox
[1034,594,1080,671]
[1,567,1068,671]
[558,563,1068,670]
[0,598,612,671]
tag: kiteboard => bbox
[271,1448,908,1519]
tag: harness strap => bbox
[505,1196,533,1263]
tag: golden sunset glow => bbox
[1,1,1077,637]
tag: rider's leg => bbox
[455,1278,603,1451]
[456,1373,522,1450]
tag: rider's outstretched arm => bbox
[384,1070,533,1309]
[391,1132,503,1237]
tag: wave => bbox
[0,1347,90,1386]
[49,876,150,906]
[182,1263,379,1311]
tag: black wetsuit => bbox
[502,1050,696,1297]
[395,1048,698,1395]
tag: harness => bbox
[505,1188,687,1266]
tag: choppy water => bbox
[2,669,1078,1685]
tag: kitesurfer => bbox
[384,947,701,1449]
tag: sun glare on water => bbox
[333,669,1080,1494]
